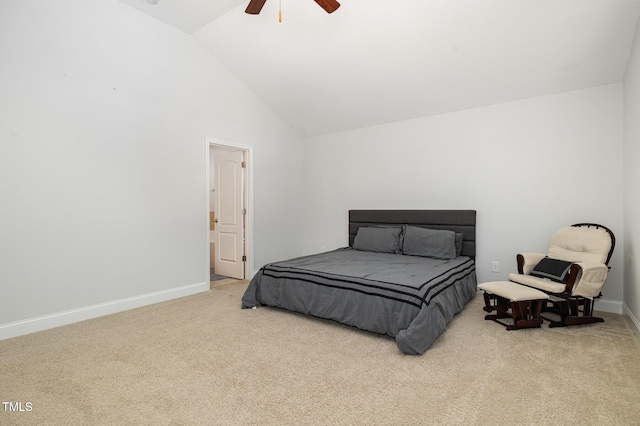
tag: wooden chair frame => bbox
[482,292,545,330]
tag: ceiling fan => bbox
[245,0,340,15]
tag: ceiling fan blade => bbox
[245,0,267,14]
[314,0,341,14]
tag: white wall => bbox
[0,0,304,336]
[623,21,640,326]
[303,84,624,311]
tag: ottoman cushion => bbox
[478,281,549,302]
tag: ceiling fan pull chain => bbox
[279,0,282,22]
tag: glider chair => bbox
[508,223,615,328]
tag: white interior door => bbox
[214,150,245,279]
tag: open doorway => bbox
[206,138,252,287]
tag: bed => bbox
[241,210,477,355]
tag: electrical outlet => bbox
[491,261,500,273]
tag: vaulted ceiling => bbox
[119,0,640,137]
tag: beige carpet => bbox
[2,282,640,426]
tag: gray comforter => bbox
[241,248,477,355]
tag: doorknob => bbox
[214,219,219,223]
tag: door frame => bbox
[205,137,253,281]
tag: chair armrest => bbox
[571,262,609,298]
[563,263,582,294]
[516,253,546,275]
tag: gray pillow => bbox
[402,226,457,259]
[531,257,573,283]
[353,226,403,254]
[455,232,464,257]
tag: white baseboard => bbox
[594,298,623,314]
[623,304,640,338]
[0,281,209,341]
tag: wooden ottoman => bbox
[478,281,549,330]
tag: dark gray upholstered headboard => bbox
[349,210,477,258]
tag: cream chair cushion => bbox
[548,226,611,264]
[508,273,566,294]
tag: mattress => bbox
[241,248,477,355]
